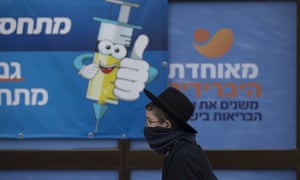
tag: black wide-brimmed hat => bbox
[144,87,197,134]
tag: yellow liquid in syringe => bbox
[86,53,120,105]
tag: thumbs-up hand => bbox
[114,34,150,101]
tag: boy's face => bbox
[145,110,169,128]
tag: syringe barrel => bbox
[98,22,133,47]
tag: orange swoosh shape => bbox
[193,28,234,58]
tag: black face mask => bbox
[144,126,195,154]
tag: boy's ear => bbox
[165,119,172,128]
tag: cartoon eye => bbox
[98,40,113,55]
[112,44,127,59]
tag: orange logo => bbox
[193,28,234,58]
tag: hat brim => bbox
[144,89,197,134]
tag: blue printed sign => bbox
[168,1,297,149]
[0,0,168,139]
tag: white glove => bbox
[79,63,99,79]
[114,34,150,101]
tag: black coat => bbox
[162,140,217,180]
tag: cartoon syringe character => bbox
[73,0,158,134]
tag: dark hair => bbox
[145,103,177,127]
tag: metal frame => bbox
[0,140,299,180]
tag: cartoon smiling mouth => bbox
[99,62,116,74]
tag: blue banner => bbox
[168,1,297,149]
[0,0,168,139]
